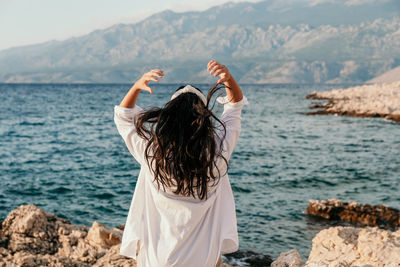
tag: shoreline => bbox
[306,81,400,123]
[0,204,271,267]
[1,200,400,266]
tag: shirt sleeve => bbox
[215,95,248,161]
[114,105,147,165]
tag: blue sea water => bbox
[0,83,399,260]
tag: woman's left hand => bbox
[133,69,164,94]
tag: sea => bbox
[0,83,399,261]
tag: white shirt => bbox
[114,95,247,267]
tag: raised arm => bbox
[119,69,164,108]
[207,60,243,103]
[207,60,247,159]
[115,69,163,164]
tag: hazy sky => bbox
[0,0,261,51]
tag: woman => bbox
[114,60,247,266]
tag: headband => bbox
[170,85,207,105]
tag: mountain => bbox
[367,66,400,83]
[1,0,400,83]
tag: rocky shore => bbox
[306,198,400,229]
[0,205,271,267]
[306,81,400,123]
[0,205,135,266]
[305,226,400,266]
[1,202,399,266]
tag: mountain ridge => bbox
[1,0,399,83]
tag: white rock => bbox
[305,226,400,266]
[86,221,122,248]
[271,249,303,267]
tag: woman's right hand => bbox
[133,69,164,94]
[207,60,243,102]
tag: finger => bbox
[145,72,163,78]
[213,68,227,77]
[151,69,164,74]
[210,65,224,75]
[146,70,163,76]
[145,72,163,79]
[150,69,164,75]
[208,62,219,71]
[209,64,221,73]
[148,76,159,82]
[207,61,219,71]
[154,72,164,78]
[142,85,153,94]
[217,78,226,84]
[207,60,215,69]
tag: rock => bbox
[271,249,303,267]
[116,224,125,231]
[306,81,400,123]
[222,264,241,267]
[305,226,400,266]
[0,204,249,266]
[0,204,128,266]
[306,199,400,228]
[86,221,122,248]
[223,250,273,267]
[93,244,136,267]
[0,204,68,254]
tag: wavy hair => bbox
[135,83,228,200]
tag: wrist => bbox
[131,83,142,92]
[223,74,234,85]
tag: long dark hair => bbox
[135,83,228,200]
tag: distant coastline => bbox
[307,81,400,123]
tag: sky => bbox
[0,0,262,51]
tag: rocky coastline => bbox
[306,199,400,229]
[1,201,399,266]
[0,205,134,267]
[0,205,271,267]
[306,81,400,123]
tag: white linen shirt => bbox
[114,95,247,267]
